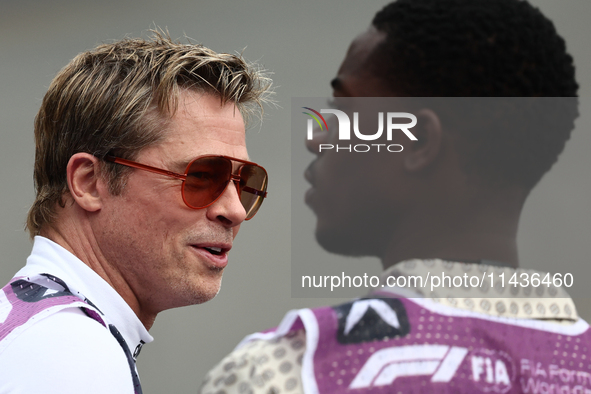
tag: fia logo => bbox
[471,349,514,393]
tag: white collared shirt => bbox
[0,236,153,394]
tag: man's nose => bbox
[206,180,247,227]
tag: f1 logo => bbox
[349,344,468,389]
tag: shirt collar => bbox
[379,259,578,322]
[16,236,154,354]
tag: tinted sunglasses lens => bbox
[182,157,232,208]
[239,165,268,219]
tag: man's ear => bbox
[403,108,443,172]
[66,153,105,212]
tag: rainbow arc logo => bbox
[302,107,328,139]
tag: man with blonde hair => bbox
[0,32,271,393]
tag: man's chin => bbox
[200,277,223,303]
[315,229,375,257]
[176,275,223,307]
[212,276,223,298]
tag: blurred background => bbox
[1,0,589,392]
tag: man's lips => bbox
[190,243,232,269]
[305,161,316,186]
[304,163,318,206]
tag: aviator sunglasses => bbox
[105,155,268,220]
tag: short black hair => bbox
[371,0,579,189]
